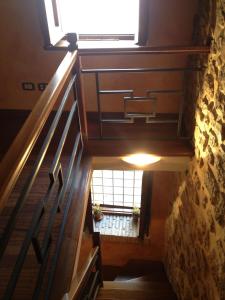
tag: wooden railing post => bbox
[93,232,103,287]
[87,192,94,234]
[72,59,88,147]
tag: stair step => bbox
[96,281,177,300]
[103,281,173,291]
[97,288,176,299]
[125,275,172,284]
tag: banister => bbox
[67,246,99,300]
[78,45,210,56]
[0,50,78,213]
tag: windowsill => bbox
[101,206,133,216]
[94,213,139,238]
[78,40,138,49]
[45,39,141,51]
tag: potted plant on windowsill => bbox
[93,204,104,221]
[132,207,140,222]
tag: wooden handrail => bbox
[78,45,210,56]
[66,246,99,300]
[0,50,78,213]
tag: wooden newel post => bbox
[93,232,103,287]
[67,33,78,51]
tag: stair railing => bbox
[0,36,88,299]
[63,232,103,300]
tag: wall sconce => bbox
[122,153,161,167]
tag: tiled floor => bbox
[94,214,139,238]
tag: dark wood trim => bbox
[93,232,103,287]
[87,193,94,234]
[139,171,153,239]
[78,45,210,56]
[86,139,194,157]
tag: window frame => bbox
[38,0,141,50]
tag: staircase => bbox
[97,260,177,300]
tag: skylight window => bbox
[59,0,139,40]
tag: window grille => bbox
[91,170,143,208]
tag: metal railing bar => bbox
[124,113,156,118]
[101,118,134,124]
[32,171,62,257]
[3,203,50,298]
[41,133,81,257]
[95,73,103,138]
[146,89,184,94]
[32,241,51,300]
[68,247,99,299]
[177,72,186,137]
[31,176,59,250]
[92,284,100,300]
[49,101,77,181]
[78,256,99,299]
[58,132,81,208]
[87,271,99,299]
[2,164,63,299]
[0,74,76,260]
[82,67,202,74]
[44,149,83,300]
[99,89,133,95]
[145,119,178,124]
[124,96,156,101]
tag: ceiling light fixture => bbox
[122,153,161,167]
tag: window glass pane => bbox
[134,188,141,196]
[113,170,123,178]
[124,180,133,188]
[92,178,102,185]
[93,186,103,193]
[103,186,113,194]
[114,187,123,195]
[124,187,133,195]
[103,178,112,186]
[60,0,139,36]
[103,170,112,178]
[135,171,143,180]
[114,179,123,187]
[114,195,123,202]
[94,194,103,202]
[93,170,102,177]
[124,195,133,202]
[124,171,134,180]
[104,194,113,204]
[135,180,142,188]
[91,170,143,208]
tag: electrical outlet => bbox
[38,83,48,91]
[22,82,35,91]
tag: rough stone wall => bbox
[165,1,225,299]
